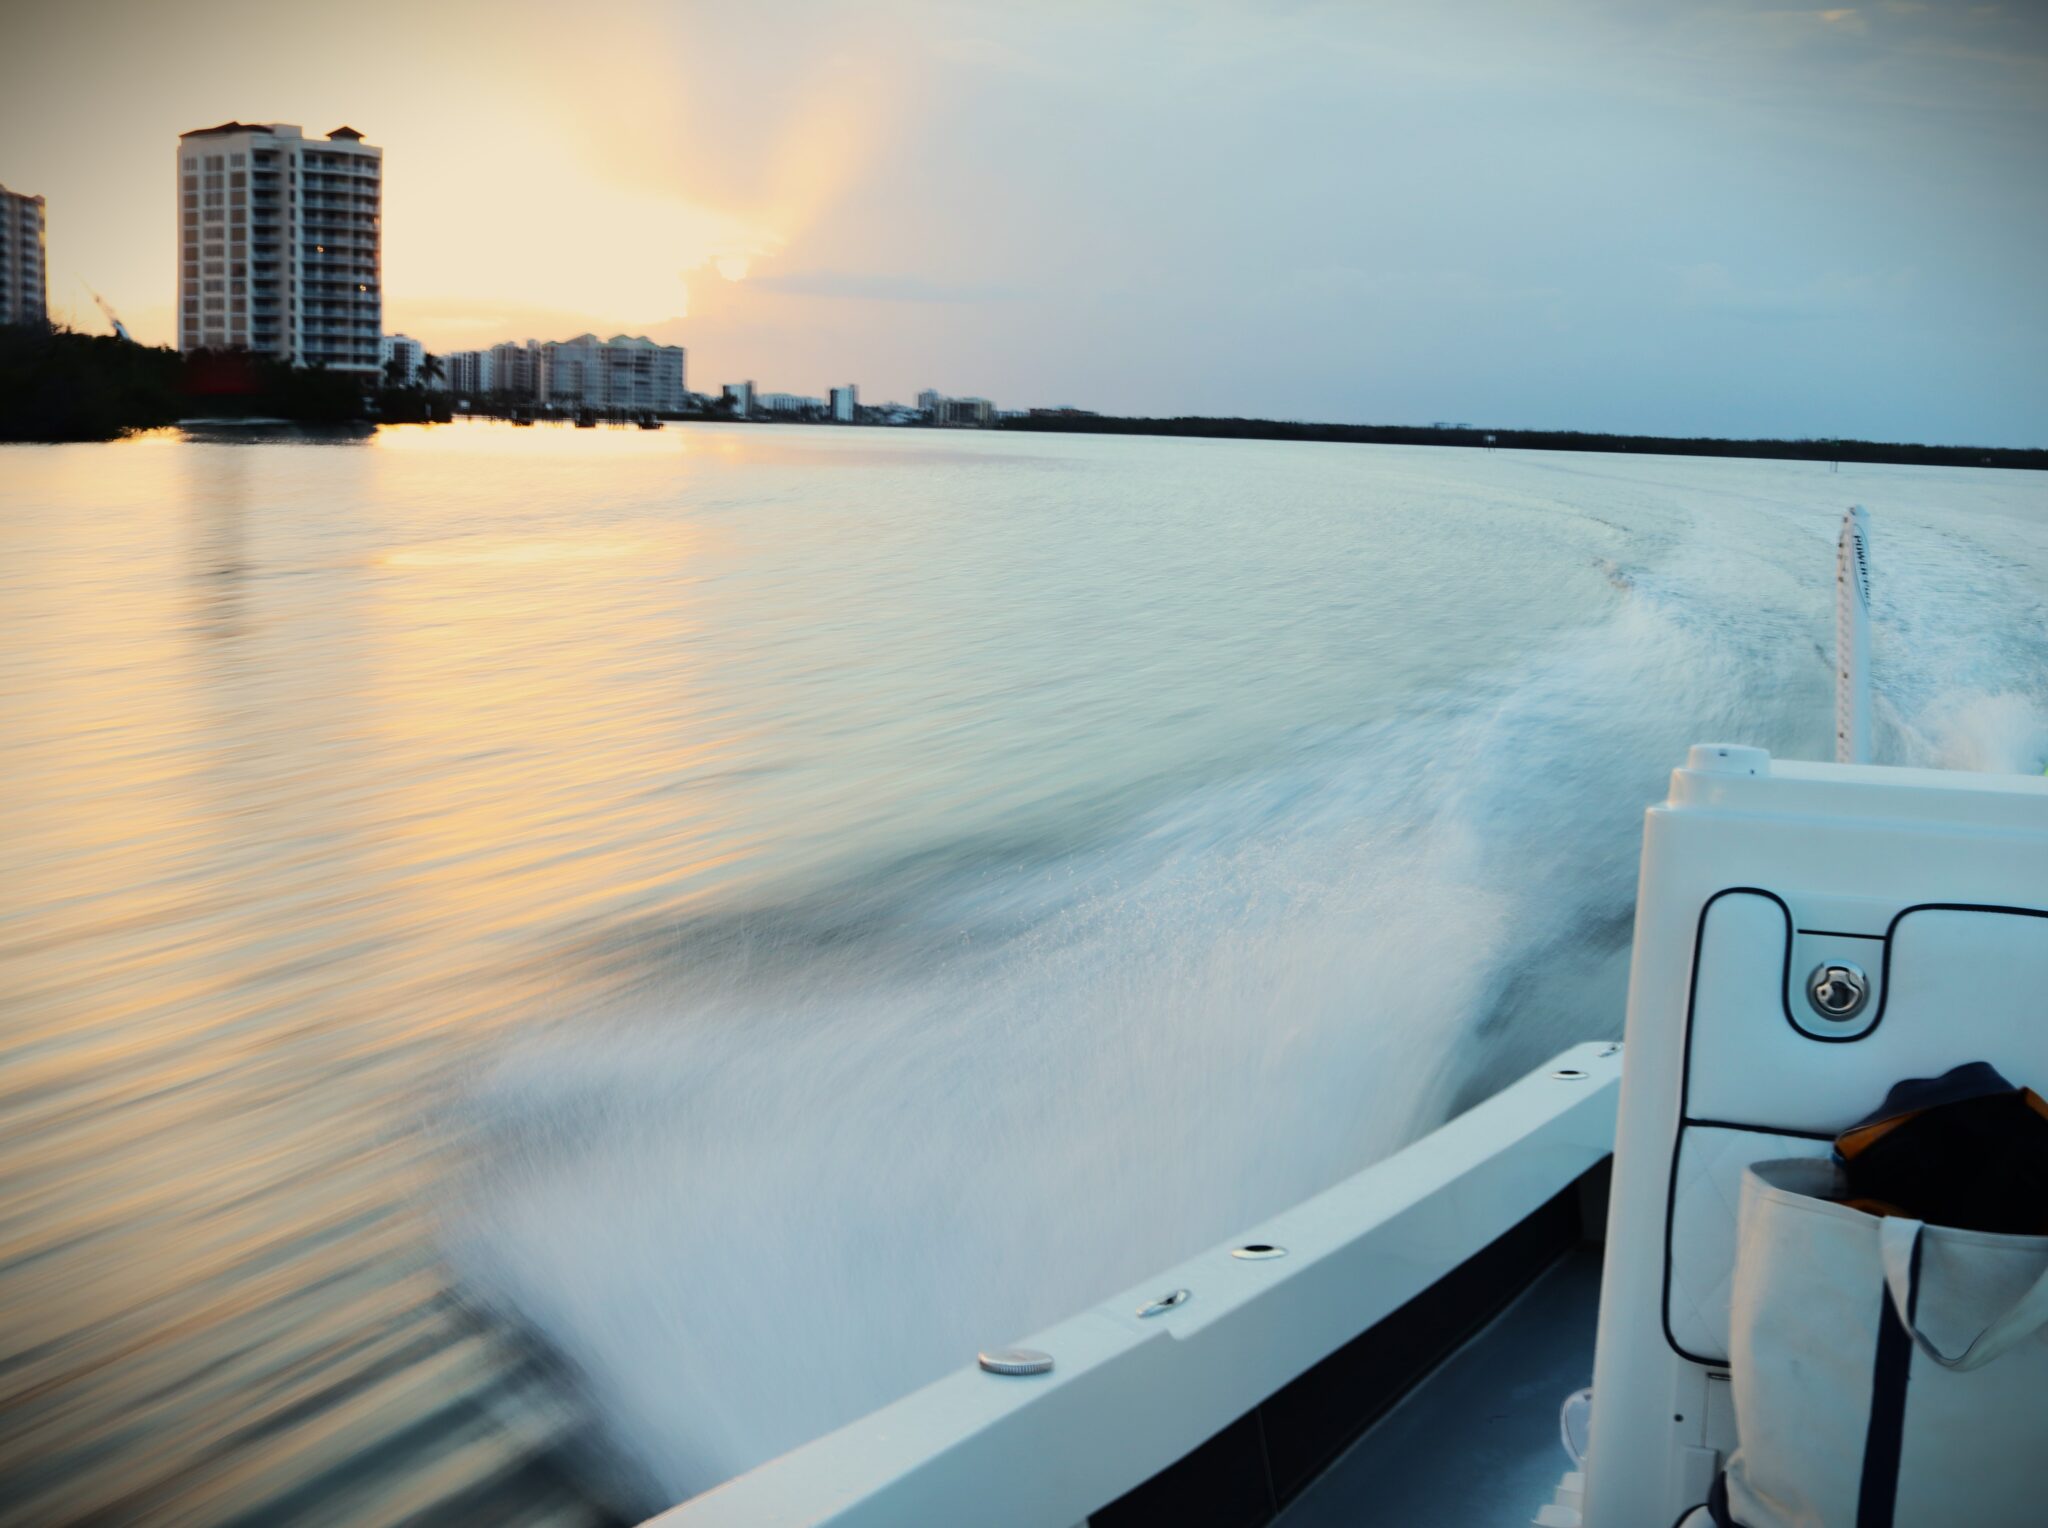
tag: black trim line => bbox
[1785,900,1880,1044]
[1793,899,2048,1045]
[1658,890,2048,1368]
[1660,1121,1828,1366]
[1660,885,1794,1367]
[1797,928,1887,940]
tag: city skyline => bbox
[4,1,2046,443]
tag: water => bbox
[1,422,2042,1522]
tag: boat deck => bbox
[1274,1243,1602,1528]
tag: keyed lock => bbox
[1807,961,1870,1021]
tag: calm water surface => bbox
[2,422,2043,1522]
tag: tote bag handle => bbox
[1879,1218,2048,1372]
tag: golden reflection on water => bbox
[0,418,1635,1524]
[0,426,771,1526]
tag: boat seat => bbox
[1666,1126,1832,1364]
[1663,890,2048,1367]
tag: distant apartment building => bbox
[757,392,824,417]
[721,381,756,416]
[605,336,686,411]
[433,335,683,408]
[829,385,857,422]
[927,393,996,427]
[540,335,597,407]
[541,333,686,412]
[176,122,381,375]
[439,349,491,396]
[379,333,423,385]
[489,339,543,400]
[0,184,48,328]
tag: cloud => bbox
[9,0,2043,439]
[746,271,1027,304]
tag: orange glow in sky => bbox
[1,1,898,363]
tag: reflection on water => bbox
[1,421,2042,1523]
[1,428,626,1526]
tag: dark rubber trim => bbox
[1789,899,2048,1044]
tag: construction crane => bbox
[79,280,133,342]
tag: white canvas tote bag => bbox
[1719,1158,2048,1528]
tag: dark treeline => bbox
[999,412,2048,471]
[0,328,447,442]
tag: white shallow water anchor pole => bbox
[1835,505,1872,764]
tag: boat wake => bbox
[439,494,2047,1513]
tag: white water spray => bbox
[441,464,2048,1514]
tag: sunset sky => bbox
[5,0,2045,442]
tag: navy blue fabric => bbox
[1847,1061,2014,1131]
[1854,1243,1918,1528]
[1706,1468,1742,1526]
[1839,1065,2048,1234]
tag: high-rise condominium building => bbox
[177,122,382,375]
[1,184,48,328]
